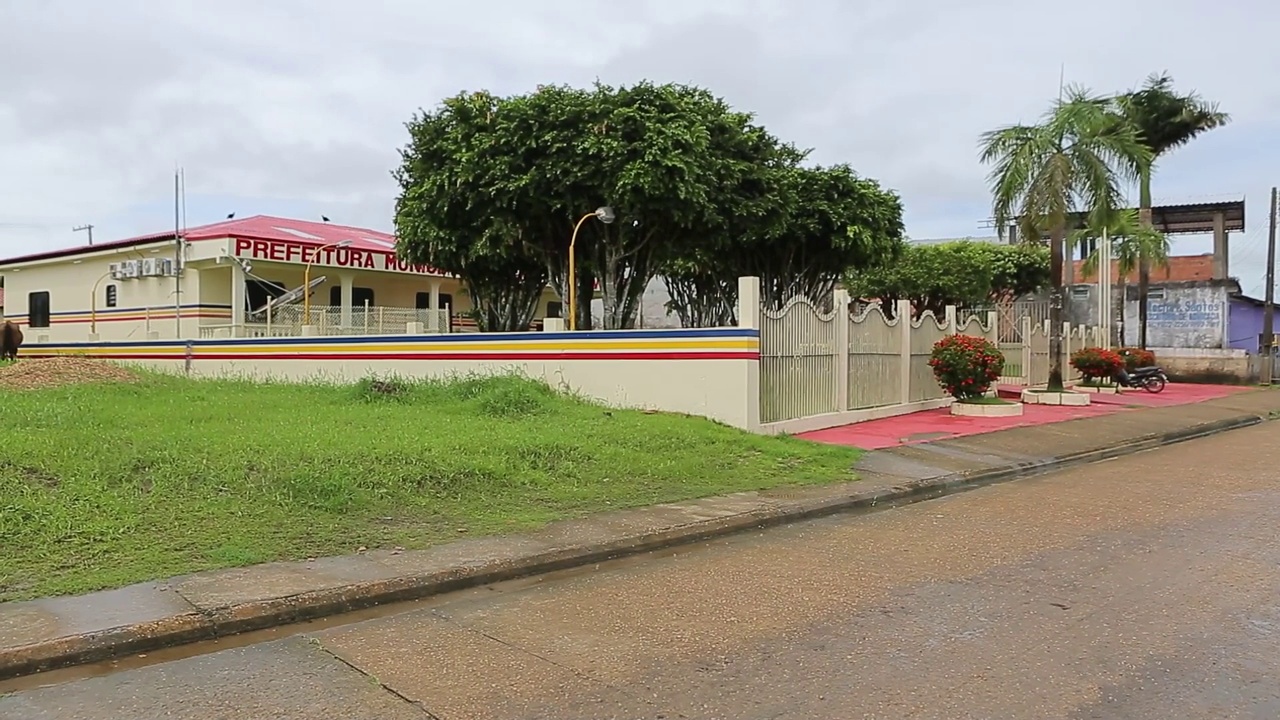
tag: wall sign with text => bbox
[232,238,449,277]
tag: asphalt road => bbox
[4,423,1279,720]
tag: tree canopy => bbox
[393,81,905,330]
[845,240,1049,319]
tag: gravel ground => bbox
[0,357,139,390]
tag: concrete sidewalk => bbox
[3,388,1280,682]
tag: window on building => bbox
[1147,287,1166,301]
[328,286,377,308]
[105,284,118,308]
[28,291,50,328]
[414,291,453,310]
[247,279,286,312]
[1071,286,1091,298]
[546,301,564,319]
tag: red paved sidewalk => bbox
[799,383,1251,450]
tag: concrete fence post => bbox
[1020,316,1033,386]
[737,276,762,433]
[833,289,851,412]
[898,299,913,405]
[945,305,958,334]
[987,311,999,343]
[1063,322,1074,381]
[737,276,761,329]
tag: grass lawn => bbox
[0,370,861,601]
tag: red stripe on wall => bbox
[22,351,759,361]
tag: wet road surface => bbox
[3,423,1279,719]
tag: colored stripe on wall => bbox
[20,328,761,362]
[5,304,233,324]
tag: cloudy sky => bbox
[2,0,1277,292]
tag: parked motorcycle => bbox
[1115,366,1168,393]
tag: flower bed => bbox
[1117,347,1157,372]
[1070,347,1124,384]
[929,334,1005,402]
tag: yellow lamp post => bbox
[90,269,115,334]
[303,239,352,325]
[567,206,615,330]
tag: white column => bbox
[230,262,246,335]
[736,276,760,329]
[833,289,851,413]
[736,276,762,432]
[898,299,913,405]
[429,280,442,332]
[339,273,354,328]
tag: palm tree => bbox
[1113,72,1230,348]
[979,86,1151,391]
[1070,208,1171,345]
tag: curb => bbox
[0,412,1266,682]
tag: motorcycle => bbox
[1115,366,1168,393]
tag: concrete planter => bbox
[951,400,1025,417]
[1021,389,1092,406]
[1075,384,1121,394]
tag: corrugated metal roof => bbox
[0,215,403,266]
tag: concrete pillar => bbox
[737,276,762,433]
[736,276,761,329]
[339,273,354,328]
[833,289,851,412]
[1212,212,1228,280]
[898,299,913,405]
[230,262,246,331]
[429,280,442,332]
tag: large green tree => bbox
[397,81,795,331]
[979,86,1151,390]
[394,90,548,331]
[1113,72,1229,348]
[662,164,904,325]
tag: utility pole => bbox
[72,224,94,245]
[1262,186,1278,384]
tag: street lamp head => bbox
[335,239,353,247]
[594,206,616,224]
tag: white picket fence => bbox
[758,289,1105,432]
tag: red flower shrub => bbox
[928,334,1005,400]
[1070,347,1124,381]
[1116,347,1156,371]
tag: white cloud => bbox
[1,0,1275,290]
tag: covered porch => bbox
[195,258,464,339]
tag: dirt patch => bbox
[0,357,139,390]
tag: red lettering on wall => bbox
[232,239,448,276]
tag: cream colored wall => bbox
[96,355,760,430]
[0,241,213,343]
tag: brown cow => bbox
[1,320,22,361]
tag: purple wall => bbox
[1228,299,1265,352]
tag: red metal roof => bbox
[0,215,403,266]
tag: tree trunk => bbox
[1047,224,1065,391]
[1137,172,1153,350]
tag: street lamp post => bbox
[567,206,615,330]
[303,239,352,325]
[90,270,114,335]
